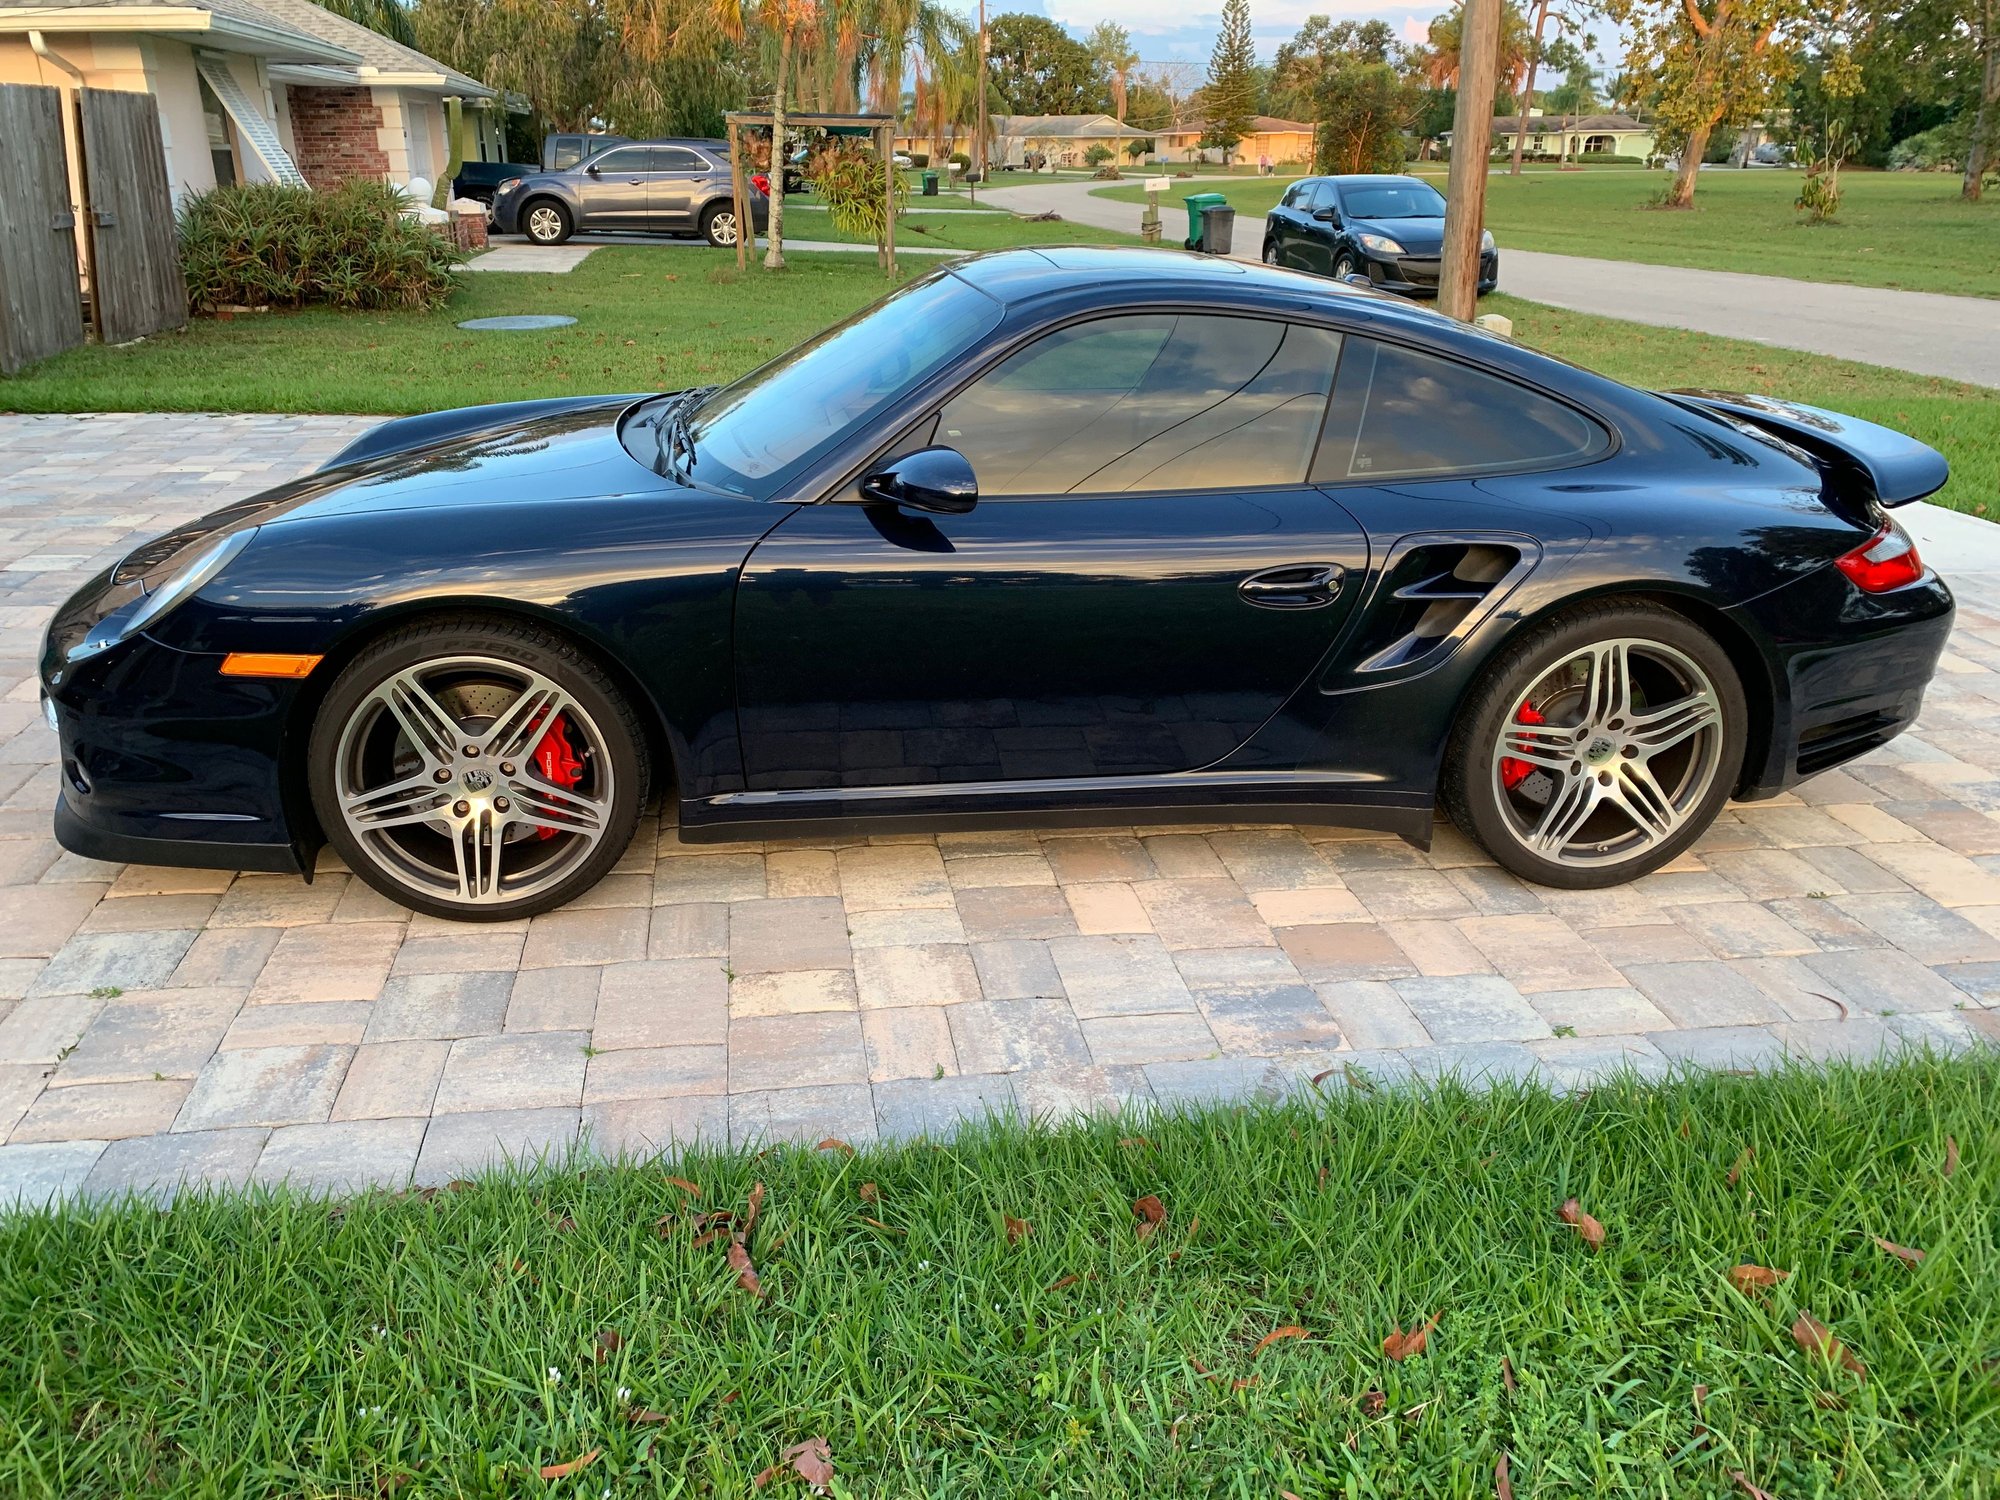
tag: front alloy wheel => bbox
[524,201,571,245]
[1445,605,1745,888]
[702,206,740,247]
[310,620,645,920]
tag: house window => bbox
[198,75,238,186]
[1585,134,1616,154]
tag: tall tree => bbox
[1086,21,1140,119]
[697,0,821,267]
[1426,1,1534,96]
[1604,0,1806,207]
[1314,60,1421,170]
[1966,0,1998,198]
[986,13,1107,114]
[1203,0,1259,161]
[322,0,418,47]
[1270,17,1400,119]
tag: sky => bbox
[940,0,1452,69]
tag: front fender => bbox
[323,396,648,470]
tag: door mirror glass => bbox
[584,162,601,176]
[1313,206,1339,224]
[860,446,979,514]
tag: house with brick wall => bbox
[0,0,516,203]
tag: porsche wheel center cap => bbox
[462,768,494,792]
[1584,735,1618,765]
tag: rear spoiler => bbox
[1662,390,1948,508]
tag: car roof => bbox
[1319,174,1434,189]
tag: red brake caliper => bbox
[1499,698,1546,789]
[530,715,584,839]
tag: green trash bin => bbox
[1183,192,1228,250]
[921,170,940,196]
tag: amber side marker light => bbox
[219,653,323,679]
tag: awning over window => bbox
[196,55,307,187]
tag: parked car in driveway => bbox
[492,139,769,248]
[452,158,541,208]
[1262,174,1498,296]
[44,249,1953,919]
[543,131,630,170]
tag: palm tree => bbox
[698,0,820,267]
[912,7,977,161]
[1425,2,1533,100]
[322,0,417,48]
[1087,20,1139,121]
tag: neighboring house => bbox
[897,113,1154,169]
[1158,116,1316,166]
[0,0,515,203]
[1484,111,1658,160]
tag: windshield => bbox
[666,269,1004,498]
[1343,184,1445,220]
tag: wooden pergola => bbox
[723,110,898,277]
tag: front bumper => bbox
[1362,249,1499,297]
[1728,562,1955,797]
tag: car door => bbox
[649,145,710,231]
[732,312,1371,791]
[575,145,653,229]
[1269,182,1309,265]
[1298,182,1339,275]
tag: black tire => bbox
[1442,600,1747,889]
[521,197,572,245]
[1262,238,1281,266]
[700,202,741,248]
[308,615,648,922]
[1332,252,1360,281]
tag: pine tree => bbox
[1202,0,1259,162]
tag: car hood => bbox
[1349,215,1446,253]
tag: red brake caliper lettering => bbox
[531,714,584,839]
[1499,699,1545,789]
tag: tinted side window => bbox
[1309,182,1337,213]
[590,147,649,174]
[1281,182,1307,208]
[551,139,582,170]
[1315,340,1609,482]
[937,314,1342,497]
[655,147,706,172]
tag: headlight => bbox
[71,529,257,663]
[497,177,523,197]
[1481,228,1496,253]
[1356,233,1405,256]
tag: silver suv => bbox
[492,139,769,249]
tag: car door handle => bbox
[1238,563,1344,609]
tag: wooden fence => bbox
[0,83,185,375]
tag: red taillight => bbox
[1835,521,1924,593]
[751,172,770,195]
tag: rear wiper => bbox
[654,386,717,480]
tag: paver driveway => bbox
[2,413,1998,1207]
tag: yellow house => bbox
[1156,115,1315,167]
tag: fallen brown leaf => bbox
[815,1138,853,1156]
[1693,1383,1709,1440]
[1310,1066,1338,1087]
[1004,1215,1031,1245]
[728,1239,764,1299]
[1730,1471,1777,1500]
[1792,1312,1867,1379]
[1252,1325,1309,1356]
[1727,1146,1754,1186]
[1360,1389,1388,1416]
[1118,1136,1152,1149]
[1874,1236,1925,1266]
[753,1436,833,1492]
[691,1227,728,1250]
[549,1214,576,1233]
[1945,1135,1960,1178]
[1189,1355,1211,1376]
[538,1448,600,1480]
[1282,1492,1304,1500]
[741,1181,765,1243]
[592,1328,623,1362]
[858,1215,904,1234]
[1045,1274,1081,1292]
[447,1179,476,1194]
[1813,1390,1847,1410]
[1383,1314,1440,1361]
[1231,1377,1257,1391]
[1316,1166,1329,1192]
[1559,1197,1605,1250]
[1728,1264,1789,1293]
[663,1175,700,1196]
[1496,1452,1514,1500]
[628,1408,672,1425]
[857,1182,878,1204]
[1133,1194,1167,1241]
[1501,1356,1516,1394]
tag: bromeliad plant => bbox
[177,180,463,315]
[805,141,908,241]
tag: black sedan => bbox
[1263,174,1498,296]
[43,248,1952,920]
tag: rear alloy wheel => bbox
[1444,604,1746,888]
[309,619,646,921]
[1332,252,1361,282]
[701,204,740,248]
[523,199,572,245]
[1262,239,1280,265]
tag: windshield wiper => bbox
[654,385,717,480]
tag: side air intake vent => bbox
[1345,536,1537,678]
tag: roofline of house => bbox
[353,64,494,97]
[0,5,361,64]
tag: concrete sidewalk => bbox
[978,178,2000,388]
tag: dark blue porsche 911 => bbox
[42,247,1953,920]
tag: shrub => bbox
[177,179,462,315]
[1084,143,1114,167]
[806,144,908,242]
[948,151,971,170]
[907,152,929,168]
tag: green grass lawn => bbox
[1094,169,2000,298]
[1,1057,1993,1497]
[6,244,1993,515]
[781,204,1130,252]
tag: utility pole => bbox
[1439,0,1500,320]
[1510,0,1552,176]
[972,0,988,204]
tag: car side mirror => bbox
[585,163,601,177]
[859,446,978,515]
[1313,207,1340,224]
